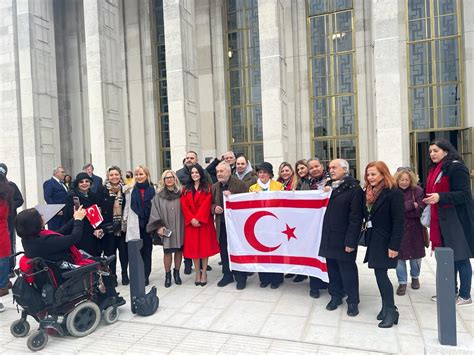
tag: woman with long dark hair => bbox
[423,138,473,306]
[180,164,219,286]
[96,166,128,285]
[0,167,13,309]
[363,161,404,328]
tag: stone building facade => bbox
[0,0,473,207]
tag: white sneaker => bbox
[0,303,5,312]
[456,296,472,307]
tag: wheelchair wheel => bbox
[10,319,30,337]
[103,306,119,325]
[27,330,48,351]
[65,301,101,337]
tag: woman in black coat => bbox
[363,161,404,328]
[423,138,473,306]
[64,172,101,257]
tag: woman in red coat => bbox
[0,167,13,307]
[180,164,219,286]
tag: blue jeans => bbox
[396,259,421,284]
[0,257,9,289]
[455,259,472,299]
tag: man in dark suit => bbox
[212,162,248,289]
[43,166,68,231]
[83,163,103,194]
[319,159,364,317]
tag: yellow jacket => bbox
[249,180,284,192]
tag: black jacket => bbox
[21,220,84,263]
[319,176,364,261]
[363,188,404,269]
[437,162,474,260]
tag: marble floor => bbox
[0,243,472,354]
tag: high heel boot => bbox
[173,269,182,285]
[164,271,172,288]
[376,302,386,320]
[378,306,399,328]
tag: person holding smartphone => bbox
[63,172,101,257]
[146,170,184,288]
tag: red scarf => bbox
[425,161,451,249]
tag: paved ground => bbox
[0,243,473,354]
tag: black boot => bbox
[376,303,386,320]
[378,306,399,328]
[173,269,182,285]
[165,271,172,288]
[121,272,130,286]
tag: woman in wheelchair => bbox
[14,207,125,307]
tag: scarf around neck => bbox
[366,181,385,208]
[131,181,155,228]
[257,179,271,191]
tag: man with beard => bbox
[319,159,364,316]
[212,162,249,289]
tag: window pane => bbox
[336,95,355,135]
[250,105,263,141]
[409,42,432,85]
[408,0,429,20]
[310,17,328,56]
[435,14,457,37]
[337,138,356,160]
[313,98,331,137]
[435,0,456,16]
[314,140,333,162]
[308,0,328,16]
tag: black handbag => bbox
[358,215,371,247]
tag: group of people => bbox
[0,138,472,329]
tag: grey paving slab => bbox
[1,239,473,354]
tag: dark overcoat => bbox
[436,162,474,260]
[318,176,364,261]
[398,186,426,260]
[363,187,404,269]
[211,175,248,238]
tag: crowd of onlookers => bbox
[0,138,472,329]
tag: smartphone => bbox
[73,196,80,210]
[162,228,173,238]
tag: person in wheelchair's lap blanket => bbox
[14,207,125,307]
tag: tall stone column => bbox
[83,0,126,176]
[163,0,201,170]
[463,0,474,129]
[371,0,409,170]
[15,0,60,206]
[259,0,288,167]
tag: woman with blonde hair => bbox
[122,165,155,286]
[147,170,184,288]
[393,167,426,296]
[363,161,404,328]
[277,162,297,191]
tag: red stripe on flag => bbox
[225,198,329,210]
[230,254,327,272]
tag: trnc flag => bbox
[85,204,104,229]
[224,190,330,281]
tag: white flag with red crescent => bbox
[85,204,104,229]
[224,190,330,281]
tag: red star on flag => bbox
[282,224,297,241]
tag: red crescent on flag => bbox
[243,211,281,252]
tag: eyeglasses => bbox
[396,167,412,172]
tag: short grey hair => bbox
[217,161,231,172]
[307,157,322,165]
[53,166,64,175]
[339,159,350,173]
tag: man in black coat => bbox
[319,159,364,317]
[83,163,103,194]
[43,166,68,231]
[212,162,248,289]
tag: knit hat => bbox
[0,163,7,177]
[74,172,93,189]
[256,162,274,177]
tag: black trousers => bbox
[100,233,129,276]
[327,258,359,304]
[219,223,247,283]
[374,268,395,308]
[140,227,153,280]
[309,276,328,291]
[259,272,283,285]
